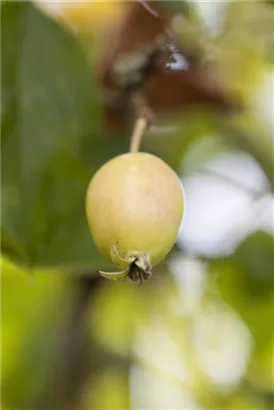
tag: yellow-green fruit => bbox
[86,152,184,270]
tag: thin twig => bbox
[196,166,269,199]
[138,0,159,18]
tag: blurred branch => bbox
[34,274,103,410]
[32,273,132,410]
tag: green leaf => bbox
[1,1,126,270]
[1,257,71,409]
[233,231,274,299]
[215,231,274,352]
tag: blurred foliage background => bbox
[1,1,274,409]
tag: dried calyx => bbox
[99,244,152,286]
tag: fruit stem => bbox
[130,116,149,153]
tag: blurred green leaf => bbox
[1,226,29,266]
[81,367,129,410]
[233,231,274,298]
[216,1,274,93]
[215,231,274,352]
[1,257,73,409]
[1,1,127,270]
[247,336,274,392]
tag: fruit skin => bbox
[86,152,184,268]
